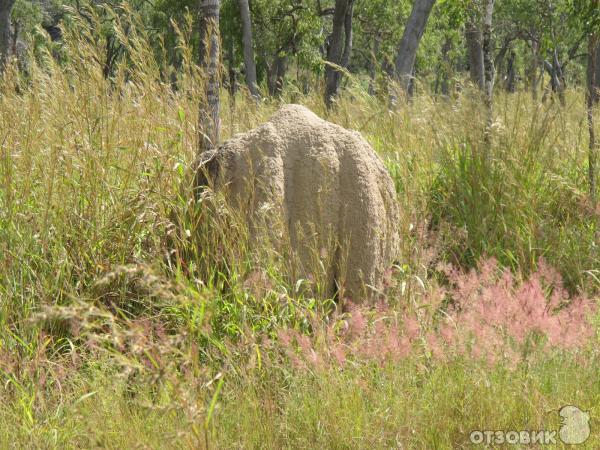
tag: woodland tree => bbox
[324,0,355,108]
[394,0,436,96]
[0,0,15,70]
[238,0,259,99]
[198,0,221,153]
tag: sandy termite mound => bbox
[195,104,400,302]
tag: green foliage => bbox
[12,0,43,32]
[0,2,599,447]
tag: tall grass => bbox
[0,6,598,448]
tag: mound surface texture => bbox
[198,104,400,301]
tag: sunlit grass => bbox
[0,7,598,449]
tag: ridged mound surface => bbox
[199,104,400,301]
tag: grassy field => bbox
[0,19,599,449]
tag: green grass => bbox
[0,14,599,449]
[1,354,598,448]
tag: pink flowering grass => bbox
[277,258,598,370]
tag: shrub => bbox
[277,259,598,369]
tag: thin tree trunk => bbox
[394,0,437,96]
[264,50,274,95]
[494,38,511,83]
[198,0,221,154]
[465,20,485,90]
[368,33,381,96]
[324,0,354,108]
[238,0,259,99]
[594,42,599,104]
[587,5,598,206]
[543,57,564,105]
[11,20,17,56]
[340,1,354,68]
[505,50,516,93]
[382,57,397,105]
[553,49,566,107]
[227,37,236,100]
[0,0,15,71]
[273,52,287,97]
[530,39,540,101]
[438,37,452,97]
[482,0,495,150]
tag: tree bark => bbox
[587,4,598,206]
[340,1,354,68]
[368,33,381,96]
[594,42,600,104]
[324,0,354,108]
[494,38,511,82]
[274,53,287,97]
[226,37,237,100]
[482,0,495,99]
[238,0,259,100]
[198,0,221,154]
[553,48,566,106]
[465,20,485,90]
[394,0,436,96]
[482,0,495,151]
[505,50,516,93]
[436,37,452,97]
[529,39,540,101]
[0,0,15,71]
[543,55,566,106]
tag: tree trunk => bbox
[465,20,485,90]
[0,0,15,71]
[494,38,511,84]
[227,37,237,100]
[340,1,354,68]
[11,19,17,56]
[482,0,495,150]
[198,0,221,154]
[437,37,452,97]
[238,0,259,99]
[553,49,566,106]
[543,54,566,107]
[505,50,516,93]
[272,52,287,97]
[407,64,416,97]
[394,0,437,96]
[594,42,599,104]
[587,5,598,206]
[324,0,354,108]
[368,33,381,96]
[382,57,397,105]
[529,39,540,101]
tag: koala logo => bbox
[559,405,591,445]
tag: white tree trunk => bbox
[482,0,495,102]
[482,0,495,150]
